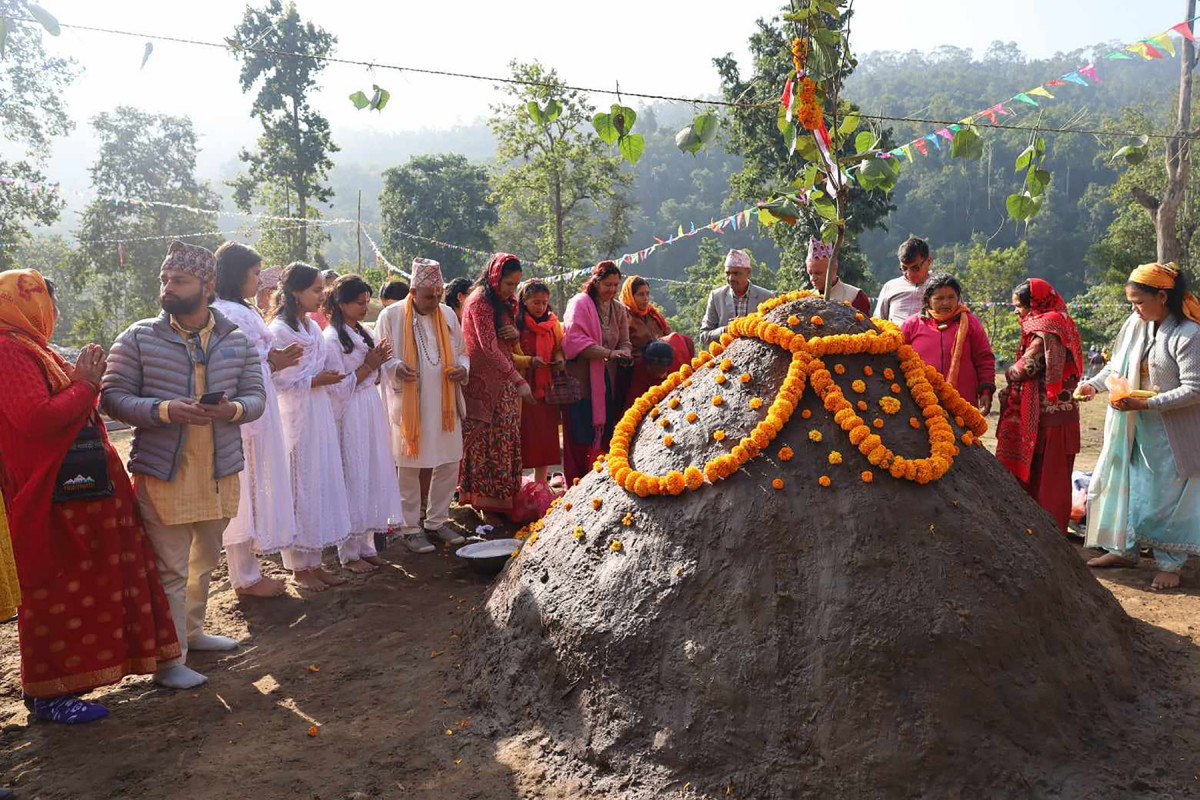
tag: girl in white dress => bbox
[212,243,301,598]
[267,264,353,592]
[321,275,404,572]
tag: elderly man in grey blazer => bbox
[102,241,265,691]
[699,249,774,344]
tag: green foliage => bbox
[1110,135,1149,166]
[1072,283,1131,348]
[950,128,983,161]
[0,0,77,267]
[64,107,222,347]
[229,0,338,263]
[488,60,633,304]
[593,104,644,164]
[14,234,75,340]
[379,154,498,280]
[1006,135,1049,224]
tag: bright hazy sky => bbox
[18,0,1187,175]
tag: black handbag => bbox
[52,422,114,503]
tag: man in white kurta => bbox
[377,258,470,554]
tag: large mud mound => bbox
[466,298,1139,799]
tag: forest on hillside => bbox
[5,0,1191,350]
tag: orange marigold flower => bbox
[879,396,901,415]
[720,358,734,372]
[751,427,771,449]
[622,513,634,526]
[802,409,812,419]
[961,432,975,446]
[739,373,752,384]
[851,380,866,393]
[684,466,704,490]
[855,312,865,321]
[591,497,602,510]
[863,366,874,377]
[749,396,763,410]
[572,526,585,540]
[828,450,843,465]
[891,383,902,394]
[715,374,728,385]
[849,425,871,445]
[686,411,698,423]
[610,540,623,552]
[650,407,660,419]
[720,332,734,347]
[659,418,671,428]
[713,430,727,442]
[909,417,921,429]
[634,477,653,498]
[669,397,680,409]
[873,418,884,429]
[779,446,794,462]
[663,435,674,447]
[810,315,824,326]
[955,415,965,427]
[665,470,686,495]
[772,478,784,490]
[712,395,724,406]
[861,470,874,484]
[807,430,822,443]
[834,364,846,375]
[708,344,724,357]
[787,315,801,326]
[818,475,832,487]
[857,400,868,412]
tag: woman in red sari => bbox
[0,269,179,723]
[516,280,565,483]
[460,254,533,517]
[996,278,1083,532]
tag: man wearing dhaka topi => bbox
[699,249,774,345]
[805,237,871,315]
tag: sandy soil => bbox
[2,392,1197,799]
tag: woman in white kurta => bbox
[321,275,405,572]
[377,259,471,554]
[267,264,354,592]
[212,242,300,598]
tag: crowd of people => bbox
[0,229,1197,739]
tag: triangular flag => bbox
[1045,79,1067,87]
[925,133,941,150]
[959,116,975,125]
[913,139,929,156]
[993,103,1011,116]
[689,222,695,234]
[949,124,962,133]
[1142,42,1164,59]
[730,214,739,231]
[983,108,998,124]
[902,145,915,162]
[1014,93,1039,106]
[936,128,954,141]
[676,225,683,238]
[1152,32,1176,57]
[1028,86,1055,99]
[1126,43,1145,56]
[780,76,795,118]
[1107,50,1135,59]
[1172,21,1196,42]
[1062,71,1089,86]
[653,236,665,245]
[1081,63,1102,82]
[890,147,905,158]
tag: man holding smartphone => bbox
[102,241,265,690]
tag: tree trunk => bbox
[553,172,566,310]
[292,95,307,261]
[1134,0,1195,266]
[298,186,308,261]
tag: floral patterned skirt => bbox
[460,381,522,512]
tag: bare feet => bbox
[316,567,347,586]
[1086,553,1139,569]
[342,559,379,574]
[362,555,387,567]
[1151,571,1182,591]
[236,576,287,598]
[292,570,328,592]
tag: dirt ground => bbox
[3,392,1199,799]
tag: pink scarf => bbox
[563,292,606,445]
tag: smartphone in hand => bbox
[198,391,226,406]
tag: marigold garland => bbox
[602,290,986,497]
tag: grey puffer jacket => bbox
[101,309,266,481]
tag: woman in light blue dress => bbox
[1080,262,1200,590]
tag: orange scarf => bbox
[620,275,669,333]
[0,269,72,393]
[929,303,971,389]
[399,294,457,458]
[1129,262,1200,324]
[522,311,558,399]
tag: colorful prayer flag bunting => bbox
[1014,93,1039,106]
[1172,21,1196,41]
[1028,86,1055,99]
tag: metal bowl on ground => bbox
[456,539,522,575]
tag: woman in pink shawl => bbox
[460,253,533,516]
[562,261,632,483]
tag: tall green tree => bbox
[230,0,337,263]
[15,234,77,340]
[488,60,633,303]
[66,108,222,346]
[0,0,77,268]
[379,154,498,279]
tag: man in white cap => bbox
[699,249,774,344]
[805,238,871,315]
[376,258,470,553]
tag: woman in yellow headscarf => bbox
[1079,263,1200,590]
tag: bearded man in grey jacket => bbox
[102,241,265,690]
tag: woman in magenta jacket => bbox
[901,274,996,415]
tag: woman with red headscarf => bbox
[460,253,533,518]
[0,270,179,723]
[996,278,1083,532]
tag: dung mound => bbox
[465,297,1139,799]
